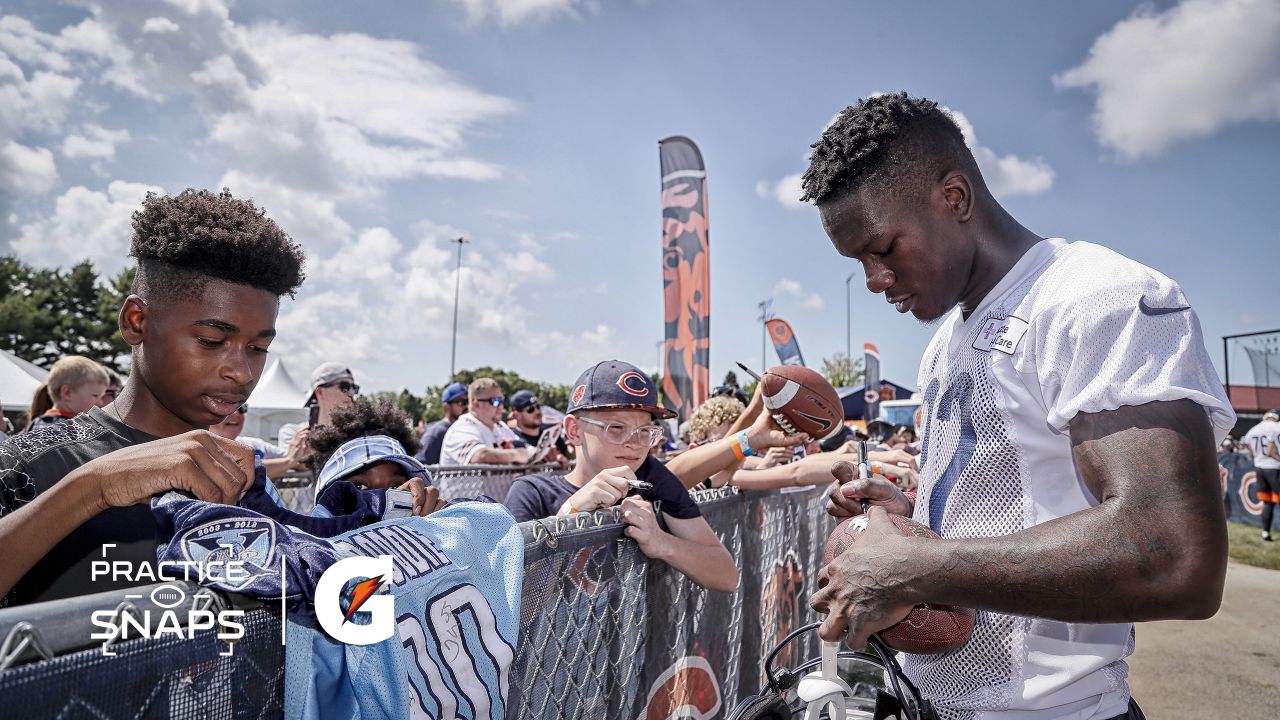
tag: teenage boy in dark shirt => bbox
[503,360,738,591]
[0,189,305,605]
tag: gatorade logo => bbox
[316,555,395,645]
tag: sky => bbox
[1,0,1278,399]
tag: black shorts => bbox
[1256,467,1280,503]
[1106,698,1147,720]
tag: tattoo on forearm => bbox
[924,399,1226,622]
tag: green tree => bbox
[94,266,135,372]
[0,256,58,364]
[0,256,134,372]
[821,353,864,388]
[366,388,429,428]
[722,370,739,388]
[445,366,574,417]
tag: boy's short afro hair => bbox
[130,188,305,302]
[307,398,422,476]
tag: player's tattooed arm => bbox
[911,398,1227,622]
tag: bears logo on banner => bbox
[660,136,711,423]
[765,318,805,367]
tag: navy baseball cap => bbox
[511,389,539,411]
[441,382,468,404]
[566,360,676,419]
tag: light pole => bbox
[845,271,857,360]
[449,237,470,378]
[757,298,773,370]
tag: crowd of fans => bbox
[0,340,923,601]
[0,186,928,608]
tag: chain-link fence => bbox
[272,462,563,513]
[0,477,835,719]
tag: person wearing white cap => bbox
[1242,409,1280,541]
[276,362,360,459]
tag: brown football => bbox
[759,365,843,440]
[825,514,976,654]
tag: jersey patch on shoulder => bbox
[177,518,277,591]
[973,315,1029,355]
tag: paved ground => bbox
[1128,561,1279,719]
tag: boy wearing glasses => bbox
[503,360,738,592]
[440,377,532,466]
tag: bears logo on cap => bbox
[571,384,587,404]
[617,372,649,397]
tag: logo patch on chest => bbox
[972,316,1028,355]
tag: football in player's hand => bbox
[760,365,844,440]
[825,514,976,654]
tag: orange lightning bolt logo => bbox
[343,576,388,623]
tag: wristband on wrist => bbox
[735,430,756,458]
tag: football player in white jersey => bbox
[802,93,1234,720]
[1241,409,1280,540]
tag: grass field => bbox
[1227,521,1280,571]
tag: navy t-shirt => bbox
[511,423,570,458]
[415,418,451,464]
[503,455,699,523]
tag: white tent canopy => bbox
[244,357,308,443]
[1,349,48,412]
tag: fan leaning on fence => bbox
[507,360,773,592]
[0,189,304,607]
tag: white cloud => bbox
[773,278,825,311]
[317,227,403,283]
[61,124,130,159]
[0,140,57,193]
[1054,0,1280,160]
[754,172,805,208]
[141,17,180,34]
[11,180,164,273]
[452,0,590,27]
[944,108,1054,197]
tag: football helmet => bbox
[728,623,940,720]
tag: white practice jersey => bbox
[440,413,521,465]
[1242,419,1280,470]
[912,238,1233,720]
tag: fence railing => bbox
[272,462,567,513]
[0,469,835,719]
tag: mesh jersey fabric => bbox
[1242,419,1280,470]
[152,493,523,719]
[283,503,523,720]
[910,239,1233,720]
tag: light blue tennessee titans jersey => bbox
[284,502,524,720]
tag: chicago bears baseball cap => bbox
[441,382,468,404]
[566,360,676,419]
[314,435,430,500]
